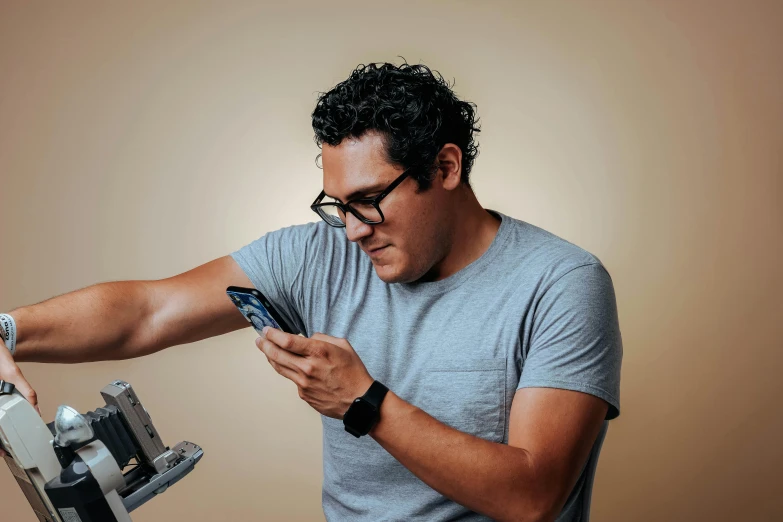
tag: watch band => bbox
[362,380,389,409]
[342,381,389,438]
[0,313,16,356]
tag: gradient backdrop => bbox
[1,1,781,521]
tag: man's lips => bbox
[366,245,389,256]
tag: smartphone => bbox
[226,286,294,335]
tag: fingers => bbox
[269,359,307,388]
[256,337,308,388]
[7,370,41,416]
[311,332,341,343]
[0,349,41,417]
[262,327,313,356]
[12,374,41,416]
[256,336,307,374]
[0,349,41,457]
[310,332,351,352]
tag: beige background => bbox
[1,1,781,520]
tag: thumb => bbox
[0,351,42,458]
[12,371,41,417]
[0,347,41,417]
[311,332,351,350]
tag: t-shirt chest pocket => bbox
[415,357,507,443]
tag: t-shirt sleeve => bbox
[517,263,623,420]
[229,223,315,336]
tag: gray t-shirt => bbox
[231,209,622,521]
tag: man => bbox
[0,61,622,521]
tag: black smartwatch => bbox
[342,381,389,438]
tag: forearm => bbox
[369,392,551,522]
[10,281,154,363]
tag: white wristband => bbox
[0,313,17,356]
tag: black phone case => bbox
[226,286,295,334]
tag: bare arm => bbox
[11,255,254,363]
[368,388,608,522]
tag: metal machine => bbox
[0,379,203,521]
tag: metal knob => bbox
[53,405,94,447]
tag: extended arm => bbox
[0,254,256,457]
[10,255,253,363]
[369,387,608,522]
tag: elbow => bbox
[502,502,559,522]
[492,449,564,522]
[490,484,560,522]
[499,505,557,522]
[500,472,563,521]
[528,507,559,522]
[525,491,563,522]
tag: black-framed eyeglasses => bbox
[310,168,412,228]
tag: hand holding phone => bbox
[226,286,294,335]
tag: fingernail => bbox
[262,326,270,335]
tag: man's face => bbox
[320,132,451,284]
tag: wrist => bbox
[368,391,414,440]
[355,375,375,399]
[368,390,393,438]
[343,380,389,438]
[0,313,17,356]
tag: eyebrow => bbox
[326,183,386,203]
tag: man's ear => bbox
[437,143,463,190]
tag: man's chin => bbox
[372,262,407,284]
[373,265,398,284]
[372,262,426,285]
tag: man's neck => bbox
[425,196,501,282]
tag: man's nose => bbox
[344,212,373,243]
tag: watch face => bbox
[343,398,378,435]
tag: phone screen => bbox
[226,287,289,335]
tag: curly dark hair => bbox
[311,60,481,191]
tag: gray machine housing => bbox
[0,380,203,521]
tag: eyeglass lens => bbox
[318,200,382,225]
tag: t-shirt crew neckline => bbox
[392,209,512,297]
